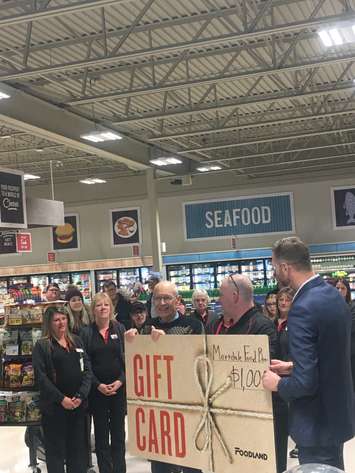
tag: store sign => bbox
[16,232,32,252]
[126,335,276,473]
[0,169,27,229]
[51,214,79,251]
[184,193,294,240]
[0,231,17,254]
[110,208,141,247]
[47,252,56,263]
[331,186,355,229]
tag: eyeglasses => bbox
[154,295,175,303]
[228,274,240,293]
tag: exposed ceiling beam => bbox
[1,11,354,83]
[147,107,355,142]
[72,52,355,107]
[114,82,355,125]
[178,124,355,155]
[0,0,132,27]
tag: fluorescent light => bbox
[35,148,44,153]
[197,165,222,172]
[0,135,10,139]
[318,30,333,47]
[329,28,343,45]
[24,174,41,181]
[150,157,182,166]
[79,177,107,184]
[0,92,10,100]
[81,131,122,143]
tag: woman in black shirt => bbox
[32,306,91,473]
[81,292,126,473]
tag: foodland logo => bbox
[234,447,268,461]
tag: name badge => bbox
[111,334,118,339]
[76,348,84,353]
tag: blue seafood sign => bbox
[184,193,294,240]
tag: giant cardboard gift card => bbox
[126,335,276,473]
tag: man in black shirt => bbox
[207,274,277,357]
[126,280,202,473]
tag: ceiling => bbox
[0,0,354,186]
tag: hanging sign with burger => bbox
[110,208,141,247]
[51,214,79,251]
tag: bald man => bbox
[207,274,277,355]
[207,275,284,472]
[126,280,203,473]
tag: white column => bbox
[146,168,162,273]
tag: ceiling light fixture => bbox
[318,30,333,47]
[318,24,354,47]
[0,135,10,139]
[35,148,44,152]
[81,131,122,143]
[24,174,41,181]
[0,92,10,100]
[328,28,343,45]
[196,165,222,172]
[79,177,107,184]
[150,157,182,166]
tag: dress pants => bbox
[91,389,126,473]
[273,395,289,473]
[42,404,87,473]
[298,444,344,470]
[151,461,202,473]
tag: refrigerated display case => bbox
[95,269,118,292]
[216,261,239,286]
[119,268,140,290]
[71,271,91,304]
[49,273,71,293]
[240,259,266,287]
[166,264,191,291]
[30,275,49,294]
[0,277,8,296]
[9,276,29,287]
[192,263,215,290]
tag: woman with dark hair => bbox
[264,291,278,321]
[334,277,355,391]
[273,286,296,472]
[32,306,91,473]
[81,292,126,473]
[64,287,92,334]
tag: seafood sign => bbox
[110,208,140,246]
[126,335,276,473]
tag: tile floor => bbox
[0,426,354,473]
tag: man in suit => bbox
[262,236,354,469]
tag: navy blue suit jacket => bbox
[278,276,354,447]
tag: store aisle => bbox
[0,426,355,472]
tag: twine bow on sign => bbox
[193,353,233,471]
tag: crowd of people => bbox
[31,237,355,473]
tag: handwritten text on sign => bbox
[126,335,276,473]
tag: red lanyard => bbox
[215,316,255,335]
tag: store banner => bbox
[331,186,355,229]
[51,214,79,251]
[0,169,27,229]
[126,335,276,473]
[110,208,141,247]
[184,193,294,240]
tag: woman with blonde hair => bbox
[81,292,126,473]
[32,306,91,473]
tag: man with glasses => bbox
[262,236,354,469]
[126,280,203,473]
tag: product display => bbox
[0,303,41,428]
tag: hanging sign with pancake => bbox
[51,213,79,251]
[110,208,141,246]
